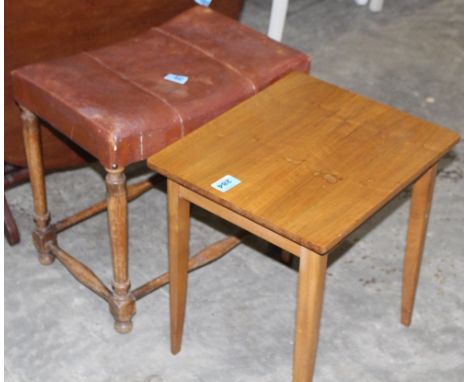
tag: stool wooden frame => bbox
[165,165,437,382]
[20,107,244,333]
[12,4,311,333]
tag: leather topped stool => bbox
[12,6,310,333]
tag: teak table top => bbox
[147,72,459,254]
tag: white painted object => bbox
[265,0,384,44]
[354,0,384,12]
[267,0,289,41]
[369,0,384,12]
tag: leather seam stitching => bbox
[82,52,186,142]
[154,27,258,94]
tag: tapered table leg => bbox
[401,165,438,326]
[167,179,190,354]
[106,169,136,333]
[293,249,328,382]
[21,107,56,264]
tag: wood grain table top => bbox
[148,72,459,254]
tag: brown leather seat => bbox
[12,6,310,169]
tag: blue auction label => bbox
[194,0,212,6]
[164,73,189,85]
[211,175,241,193]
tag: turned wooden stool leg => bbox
[106,169,136,334]
[401,165,438,326]
[167,179,190,354]
[293,249,328,382]
[21,107,56,264]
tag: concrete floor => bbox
[5,0,463,381]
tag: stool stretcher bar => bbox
[132,231,247,300]
[49,243,113,303]
[46,234,246,304]
[54,175,158,233]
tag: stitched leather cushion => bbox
[12,6,310,169]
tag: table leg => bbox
[369,0,384,12]
[5,196,20,245]
[167,179,190,354]
[401,165,438,326]
[281,249,293,265]
[293,249,328,382]
[268,0,289,41]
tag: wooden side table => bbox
[147,72,459,382]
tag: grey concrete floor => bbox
[5,0,463,381]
